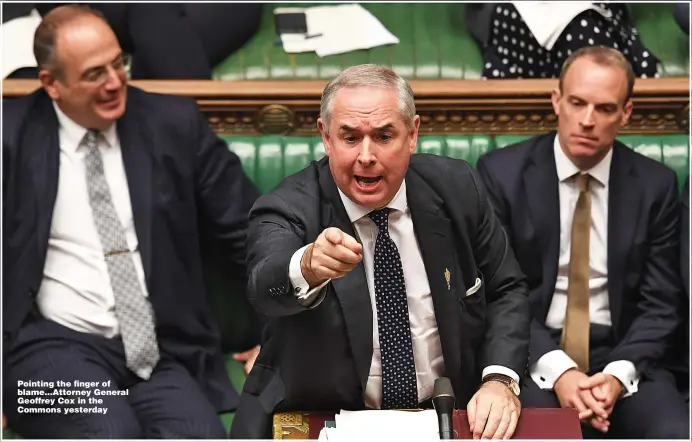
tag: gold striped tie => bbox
[561,173,591,373]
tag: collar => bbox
[337,179,408,223]
[52,101,118,151]
[553,133,612,186]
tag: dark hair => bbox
[33,4,108,74]
[559,46,636,104]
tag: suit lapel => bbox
[117,96,154,289]
[27,96,61,265]
[607,145,641,331]
[319,169,373,392]
[523,136,561,317]
[406,170,463,386]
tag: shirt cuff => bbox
[482,366,521,394]
[602,360,639,398]
[289,245,330,308]
[529,350,578,390]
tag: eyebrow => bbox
[82,52,123,76]
[374,123,394,131]
[338,123,395,132]
[567,94,618,108]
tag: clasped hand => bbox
[554,369,623,433]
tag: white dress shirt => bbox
[36,103,149,338]
[529,135,639,397]
[289,180,520,408]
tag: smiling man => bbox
[231,64,531,440]
[2,4,261,438]
[477,46,689,438]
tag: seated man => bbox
[230,64,532,440]
[477,46,689,439]
[2,5,260,438]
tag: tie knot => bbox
[575,173,591,192]
[368,207,391,233]
[83,130,100,149]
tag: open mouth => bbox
[355,175,382,189]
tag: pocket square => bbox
[465,277,482,297]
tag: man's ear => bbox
[551,88,561,116]
[621,100,633,127]
[409,115,421,154]
[317,118,331,156]
[39,69,60,101]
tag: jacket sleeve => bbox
[245,189,323,317]
[464,160,531,382]
[193,107,261,266]
[476,155,561,368]
[606,173,684,374]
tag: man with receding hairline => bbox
[477,46,689,438]
[230,64,531,440]
[2,5,261,438]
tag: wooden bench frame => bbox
[3,78,689,136]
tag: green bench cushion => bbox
[222,134,690,192]
[213,3,689,80]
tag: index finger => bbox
[473,398,492,440]
[323,227,344,245]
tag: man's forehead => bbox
[332,88,402,128]
[56,17,117,59]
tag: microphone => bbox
[432,377,456,440]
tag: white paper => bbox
[280,4,399,57]
[1,9,41,79]
[512,2,612,50]
[323,409,440,441]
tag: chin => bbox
[99,102,126,122]
[349,191,388,210]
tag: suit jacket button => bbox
[3,332,9,342]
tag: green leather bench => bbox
[3,133,688,439]
[222,134,690,192]
[213,3,690,80]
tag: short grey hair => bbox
[320,64,416,134]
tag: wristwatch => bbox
[483,373,520,396]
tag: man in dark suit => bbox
[230,64,531,439]
[2,5,260,438]
[477,46,689,438]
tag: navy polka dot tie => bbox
[368,208,418,409]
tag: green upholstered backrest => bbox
[213,3,689,80]
[221,134,690,193]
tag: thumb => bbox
[467,395,477,432]
[324,227,344,245]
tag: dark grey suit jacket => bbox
[2,87,261,412]
[230,154,531,439]
[476,132,685,378]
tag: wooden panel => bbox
[3,78,689,136]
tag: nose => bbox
[580,104,596,128]
[357,137,375,165]
[103,66,124,90]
